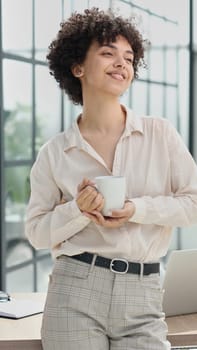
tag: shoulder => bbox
[124,105,172,136]
[140,115,185,151]
[141,115,171,130]
[139,115,176,141]
[37,131,67,159]
[33,126,76,173]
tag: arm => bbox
[129,121,197,226]
[84,121,197,228]
[25,146,91,250]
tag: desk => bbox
[0,293,45,350]
[0,293,197,349]
[167,313,197,347]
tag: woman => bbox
[25,7,197,350]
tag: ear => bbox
[71,64,84,78]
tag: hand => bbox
[83,201,135,228]
[76,178,104,213]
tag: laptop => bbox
[162,249,197,317]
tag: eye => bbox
[125,57,133,64]
[103,51,113,56]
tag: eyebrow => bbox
[101,43,134,56]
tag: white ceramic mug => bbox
[94,176,126,216]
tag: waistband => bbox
[70,252,160,275]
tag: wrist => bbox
[125,200,136,218]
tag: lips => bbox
[107,71,126,81]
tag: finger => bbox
[84,211,127,228]
[89,193,104,211]
[102,217,127,228]
[77,178,96,192]
[94,200,104,212]
[109,205,131,217]
[90,210,106,224]
[77,178,88,192]
[77,187,99,212]
[78,185,98,202]
[106,210,125,218]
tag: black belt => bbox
[70,252,160,275]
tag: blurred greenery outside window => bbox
[1,0,195,292]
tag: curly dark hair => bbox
[47,7,147,105]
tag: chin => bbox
[107,88,127,97]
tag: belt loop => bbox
[140,262,144,281]
[90,254,97,272]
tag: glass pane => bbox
[178,49,189,145]
[35,0,62,61]
[2,0,32,57]
[63,1,73,20]
[127,0,188,45]
[176,0,189,46]
[72,0,89,12]
[6,265,34,292]
[138,51,149,81]
[194,0,197,46]
[165,87,178,127]
[163,21,178,47]
[64,97,82,131]
[149,83,163,116]
[131,81,147,115]
[35,65,61,151]
[149,49,164,82]
[149,16,167,46]
[3,60,32,160]
[36,249,50,257]
[6,241,33,268]
[5,165,31,258]
[180,226,197,249]
[37,256,54,292]
[165,49,177,84]
[120,88,131,107]
[64,95,74,130]
[71,104,82,122]
[112,0,132,15]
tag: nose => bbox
[113,55,126,68]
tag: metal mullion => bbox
[32,0,36,163]
[5,159,32,167]
[6,259,35,273]
[138,77,177,88]
[119,0,177,24]
[60,1,65,131]
[146,50,150,115]
[0,0,6,291]
[176,47,180,133]
[189,0,194,155]
[163,44,167,119]
[32,0,38,292]
[2,51,47,66]
[145,11,151,115]
[6,252,51,273]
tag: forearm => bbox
[25,199,90,249]
[129,194,197,227]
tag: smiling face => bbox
[73,35,134,99]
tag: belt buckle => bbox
[110,258,129,274]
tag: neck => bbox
[79,94,125,133]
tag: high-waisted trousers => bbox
[41,255,171,350]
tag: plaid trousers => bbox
[41,255,171,350]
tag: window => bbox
[0,0,193,291]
